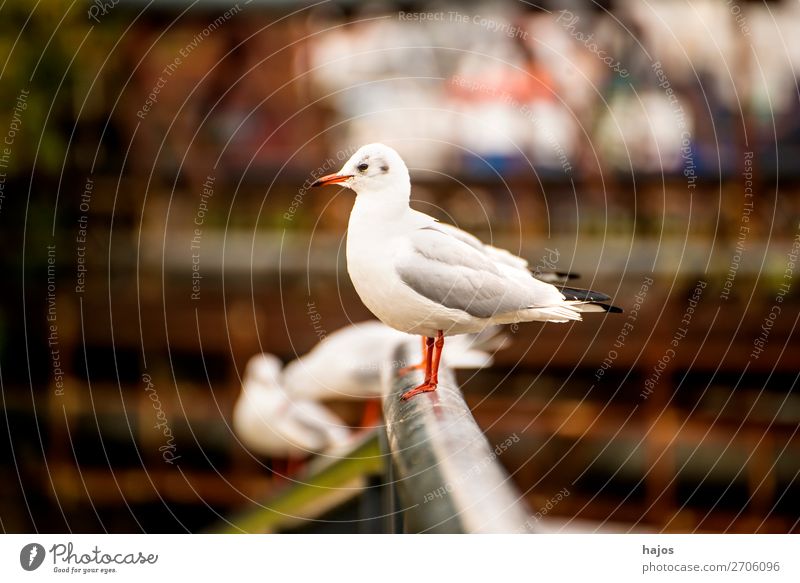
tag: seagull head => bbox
[244,353,283,390]
[311,143,410,198]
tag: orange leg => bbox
[272,458,290,485]
[360,398,382,427]
[400,330,444,401]
[398,336,428,375]
[285,457,303,477]
[429,331,444,386]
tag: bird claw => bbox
[399,382,438,401]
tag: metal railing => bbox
[381,342,533,533]
[217,341,534,533]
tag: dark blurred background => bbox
[1,0,798,533]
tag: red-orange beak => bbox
[311,173,352,187]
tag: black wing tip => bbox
[532,270,581,280]
[592,303,623,314]
[560,286,612,303]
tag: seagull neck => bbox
[350,189,412,222]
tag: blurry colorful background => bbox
[1,0,798,533]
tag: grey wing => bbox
[396,227,535,318]
[432,222,529,270]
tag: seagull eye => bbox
[357,162,369,172]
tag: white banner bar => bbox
[1,534,797,582]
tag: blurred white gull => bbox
[312,143,621,400]
[282,320,507,401]
[233,354,351,459]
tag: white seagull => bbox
[282,320,507,401]
[312,143,621,400]
[233,354,352,459]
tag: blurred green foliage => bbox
[0,1,121,175]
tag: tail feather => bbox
[553,300,623,318]
[504,298,623,325]
[537,305,584,321]
[572,302,623,314]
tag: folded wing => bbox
[396,226,565,319]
